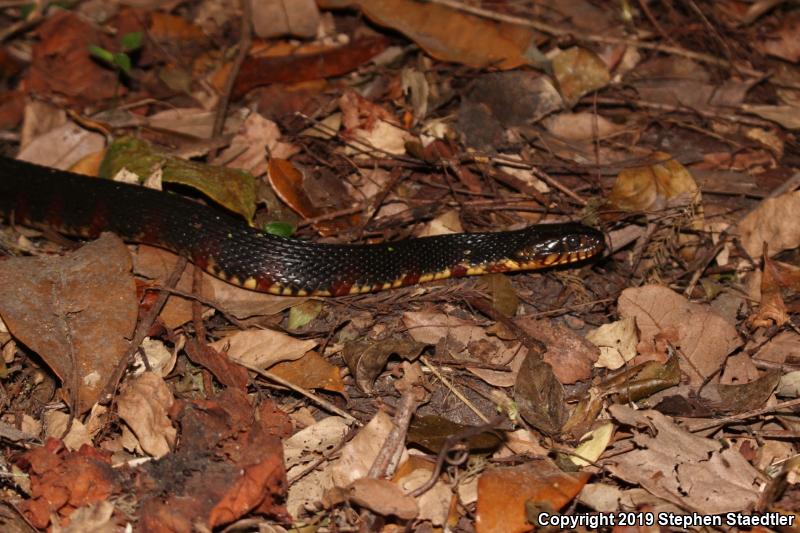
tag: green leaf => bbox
[288,301,323,330]
[263,221,294,237]
[112,52,131,74]
[120,31,143,52]
[88,44,114,64]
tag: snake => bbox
[0,156,605,296]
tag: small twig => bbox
[211,0,252,142]
[100,256,188,401]
[367,390,420,479]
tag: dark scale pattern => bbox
[0,157,605,295]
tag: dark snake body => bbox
[0,157,605,296]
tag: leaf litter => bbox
[1,0,800,531]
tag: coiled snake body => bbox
[0,157,604,296]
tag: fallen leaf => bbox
[216,112,298,177]
[43,411,92,452]
[607,406,760,514]
[755,10,800,62]
[514,353,568,435]
[587,316,638,370]
[552,46,610,108]
[407,415,503,454]
[342,337,426,393]
[476,460,590,533]
[233,36,388,97]
[618,285,741,385]
[345,478,418,520]
[284,416,349,519]
[741,104,800,130]
[269,350,346,395]
[0,234,138,413]
[569,422,614,467]
[515,317,599,384]
[608,151,701,213]
[739,193,800,258]
[117,372,176,458]
[394,456,451,526]
[331,410,406,487]
[102,136,257,222]
[210,329,318,369]
[15,439,122,529]
[403,309,524,387]
[251,0,320,38]
[319,0,539,69]
[747,253,793,329]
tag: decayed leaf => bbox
[407,415,503,454]
[43,411,92,452]
[514,353,567,435]
[0,234,138,413]
[117,372,176,458]
[403,309,525,387]
[269,351,346,395]
[216,113,298,176]
[618,285,741,385]
[101,136,257,222]
[319,0,539,69]
[551,47,611,108]
[608,152,701,213]
[210,329,318,369]
[748,253,793,328]
[587,316,638,370]
[15,440,121,529]
[515,317,599,384]
[251,0,320,39]
[476,460,590,533]
[478,274,519,318]
[287,300,323,330]
[342,337,426,393]
[340,90,412,156]
[755,10,800,62]
[607,406,760,514]
[284,416,349,519]
[738,191,800,259]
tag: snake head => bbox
[513,223,605,267]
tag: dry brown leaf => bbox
[319,0,538,69]
[618,285,741,385]
[747,253,792,329]
[331,410,406,487]
[514,352,568,435]
[543,112,624,141]
[0,234,138,413]
[395,457,450,526]
[738,191,800,259]
[741,104,800,130]
[284,417,349,519]
[251,0,320,39]
[403,309,525,387]
[43,411,92,452]
[587,316,638,370]
[18,121,104,170]
[269,351,346,395]
[210,329,318,369]
[607,406,760,514]
[216,112,298,176]
[515,317,599,384]
[552,47,611,108]
[345,478,418,520]
[117,372,176,458]
[476,460,590,533]
[608,152,701,213]
[755,10,800,62]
